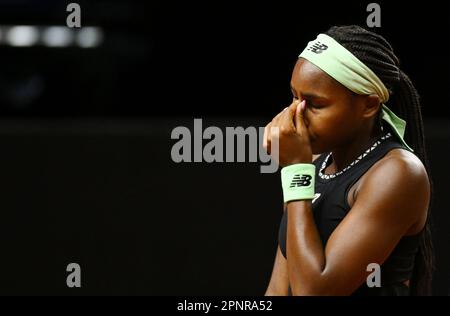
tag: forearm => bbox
[286,200,327,295]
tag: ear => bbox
[362,94,382,119]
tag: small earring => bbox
[378,115,384,131]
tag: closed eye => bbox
[299,98,321,109]
[291,91,324,109]
[306,100,321,108]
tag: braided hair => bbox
[324,25,434,296]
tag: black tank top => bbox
[277,131,422,296]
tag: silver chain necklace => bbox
[318,132,392,180]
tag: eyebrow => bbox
[290,85,328,100]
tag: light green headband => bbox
[299,33,413,152]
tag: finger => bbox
[264,122,272,154]
[280,101,299,132]
[263,124,268,149]
[266,107,287,154]
[294,100,306,134]
[269,124,279,157]
[289,100,300,113]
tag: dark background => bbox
[0,0,449,295]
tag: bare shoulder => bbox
[375,148,429,181]
[358,148,429,187]
[355,148,430,233]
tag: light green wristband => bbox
[281,163,316,203]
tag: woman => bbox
[264,25,433,296]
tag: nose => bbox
[303,107,310,128]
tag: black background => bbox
[0,0,449,295]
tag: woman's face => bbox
[291,58,370,154]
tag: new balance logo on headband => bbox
[307,41,328,54]
[290,174,312,188]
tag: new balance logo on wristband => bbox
[289,174,312,188]
[307,41,328,54]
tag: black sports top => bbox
[278,131,422,296]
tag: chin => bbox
[311,140,328,155]
[310,140,320,155]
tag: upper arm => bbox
[318,154,430,295]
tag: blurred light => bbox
[6,26,39,47]
[42,26,74,47]
[0,25,104,48]
[76,27,103,48]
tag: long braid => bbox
[324,25,434,295]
